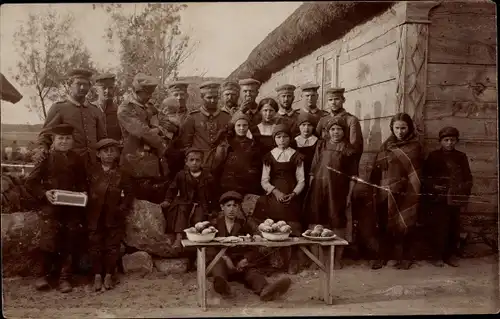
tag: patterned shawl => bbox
[369,133,423,234]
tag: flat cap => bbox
[238,78,261,87]
[301,83,320,92]
[219,191,243,204]
[167,81,189,92]
[275,84,296,94]
[94,73,116,83]
[220,81,240,93]
[132,73,159,91]
[50,124,74,135]
[199,81,220,94]
[68,68,93,80]
[95,138,120,150]
[438,126,460,140]
[185,147,204,157]
[325,87,345,95]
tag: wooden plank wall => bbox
[425,1,498,218]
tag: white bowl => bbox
[261,231,291,241]
[184,230,218,243]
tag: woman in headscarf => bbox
[369,113,424,270]
[216,113,263,197]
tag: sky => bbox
[0,2,301,124]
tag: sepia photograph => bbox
[0,1,498,317]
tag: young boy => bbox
[423,126,473,267]
[161,148,215,251]
[25,124,88,293]
[87,138,134,291]
[209,191,292,301]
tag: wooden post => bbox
[394,1,440,140]
[197,247,207,311]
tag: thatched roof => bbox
[0,73,23,104]
[228,1,395,83]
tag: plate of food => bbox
[258,219,292,241]
[184,221,218,242]
[302,225,337,241]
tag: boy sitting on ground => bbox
[208,191,292,301]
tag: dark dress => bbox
[163,169,215,233]
[294,137,319,178]
[253,151,304,229]
[305,140,357,229]
[86,164,134,275]
[250,125,276,158]
[219,136,262,196]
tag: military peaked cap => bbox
[275,84,296,94]
[300,83,320,92]
[325,87,345,95]
[132,73,159,91]
[238,78,261,87]
[220,81,240,93]
[50,124,75,136]
[199,81,220,94]
[68,68,93,80]
[167,81,189,92]
[94,73,116,83]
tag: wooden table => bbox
[182,236,349,310]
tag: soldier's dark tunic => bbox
[275,109,300,137]
[180,107,231,169]
[96,100,122,141]
[38,97,107,167]
[239,102,262,131]
[24,149,88,279]
[316,108,364,163]
[117,96,167,179]
[86,164,134,276]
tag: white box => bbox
[52,189,88,207]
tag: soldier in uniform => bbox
[237,78,262,129]
[117,73,167,181]
[316,87,364,164]
[275,84,300,136]
[297,83,328,129]
[220,81,240,116]
[94,73,122,141]
[180,81,231,170]
[33,68,107,169]
[166,81,190,124]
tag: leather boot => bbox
[103,274,113,290]
[59,280,73,293]
[35,277,50,291]
[260,277,292,301]
[94,274,103,291]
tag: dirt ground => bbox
[2,256,499,318]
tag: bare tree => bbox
[12,8,95,120]
[98,3,198,104]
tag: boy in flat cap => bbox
[94,73,122,141]
[423,126,473,267]
[208,191,292,301]
[298,83,328,128]
[220,81,240,116]
[316,87,363,165]
[87,138,134,291]
[34,68,107,169]
[275,84,300,136]
[236,78,262,129]
[117,73,168,180]
[161,148,215,252]
[25,124,88,293]
[180,82,231,172]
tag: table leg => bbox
[326,245,335,305]
[318,245,326,301]
[197,247,207,311]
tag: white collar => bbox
[295,135,318,147]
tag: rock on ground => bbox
[1,211,44,277]
[153,258,189,275]
[122,251,153,275]
[124,200,178,258]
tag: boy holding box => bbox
[25,124,88,293]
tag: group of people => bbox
[25,67,473,300]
